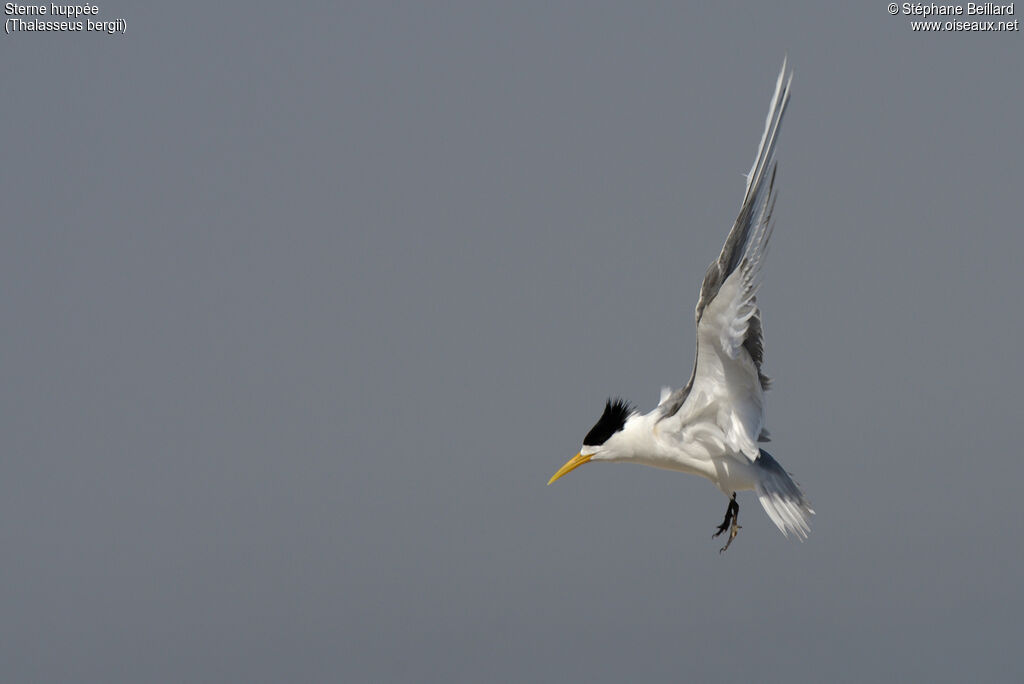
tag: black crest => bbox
[583,398,634,447]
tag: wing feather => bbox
[659,61,791,459]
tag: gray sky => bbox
[3,2,1023,682]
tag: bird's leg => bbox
[712,493,737,537]
[713,493,741,553]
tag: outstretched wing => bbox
[659,60,792,460]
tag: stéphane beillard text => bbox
[901,3,1016,14]
[4,4,99,16]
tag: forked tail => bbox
[754,449,814,539]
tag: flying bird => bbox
[548,60,813,552]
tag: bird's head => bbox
[548,398,635,484]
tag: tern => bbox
[548,60,813,552]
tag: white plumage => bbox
[549,60,813,549]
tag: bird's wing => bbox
[659,61,791,460]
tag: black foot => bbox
[712,493,741,553]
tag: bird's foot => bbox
[718,518,741,553]
[713,493,741,553]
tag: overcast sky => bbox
[3,2,1023,682]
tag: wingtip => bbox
[776,56,793,96]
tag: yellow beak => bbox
[547,452,591,485]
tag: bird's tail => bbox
[754,449,814,540]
